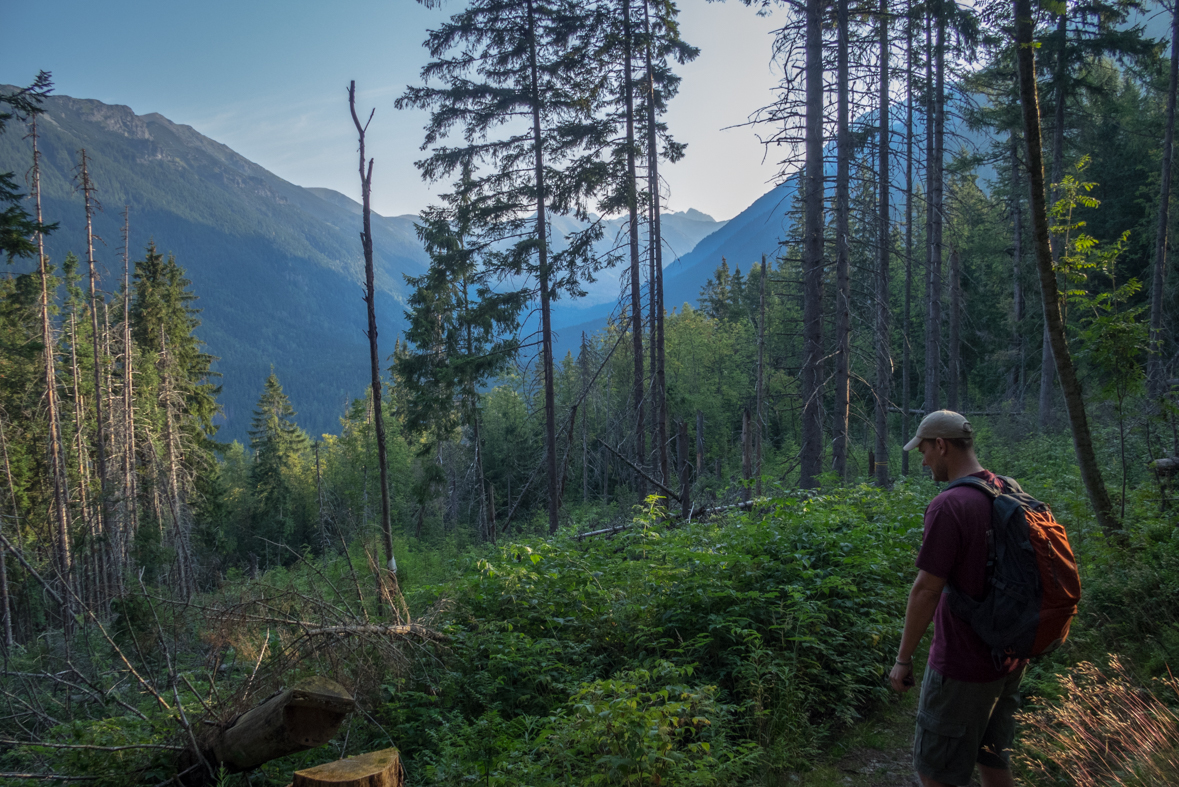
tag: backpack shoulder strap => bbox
[945,475,1000,498]
[996,475,1023,494]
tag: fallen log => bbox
[595,438,681,501]
[291,748,402,787]
[1151,456,1179,475]
[300,624,449,643]
[208,676,355,772]
[576,498,767,540]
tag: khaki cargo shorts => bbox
[913,664,1028,786]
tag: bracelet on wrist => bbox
[895,659,912,666]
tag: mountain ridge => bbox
[0,90,730,440]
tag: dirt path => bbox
[787,687,981,787]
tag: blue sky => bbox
[2,0,782,221]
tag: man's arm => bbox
[889,569,947,693]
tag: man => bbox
[890,410,1029,787]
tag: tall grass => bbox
[1016,657,1179,787]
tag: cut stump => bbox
[292,748,402,787]
[210,676,355,772]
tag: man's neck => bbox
[947,457,985,482]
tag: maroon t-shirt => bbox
[916,470,1028,683]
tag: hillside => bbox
[0,90,431,440]
[0,91,727,441]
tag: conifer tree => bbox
[399,0,610,534]
[800,0,825,488]
[131,243,219,592]
[397,167,527,541]
[640,0,696,485]
[1149,4,1178,396]
[832,0,852,480]
[875,0,892,487]
[248,372,308,557]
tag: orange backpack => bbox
[945,476,1081,664]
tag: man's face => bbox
[917,438,949,482]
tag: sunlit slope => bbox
[0,91,430,440]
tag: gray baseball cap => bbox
[903,410,974,451]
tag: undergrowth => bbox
[5,422,1178,786]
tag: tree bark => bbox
[903,4,915,475]
[741,408,752,502]
[678,419,690,519]
[948,246,961,410]
[623,0,647,499]
[696,409,704,479]
[79,150,111,572]
[525,0,561,535]
[208,677,355,772]
[1149,3,1178,397]
[800,0,825,488]
[643,0,668,487]
[1011,139,1026,408]
[119,206,135,591]
[1040,11,1069,429]
[350,82,397,569]
[31,118,72,599]
[923,12,944,415]
[1014,0,1119,532]
[0,417,18,647]
[833,0,852,480]
[876,0,892,487]
[580,332,590,504]
[756,256,767,496]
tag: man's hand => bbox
[890,569,947,694]
[890,661,916,692]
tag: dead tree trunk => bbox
[623,0,647,499]
[79,150,111,576]
[161,332,195,599]
[524,0,561,535]
[1010,139,1026,408]
[315,441,326,550]
[800,0,825,488]
[644,0,668,487]
[677,420,690,519]
[119,206,136,590]
[31,117,72,598]
[580,332,590,503]
[349,83,396,571]
[948,246,961,410]
[833,0,852,480]
[293,748,402,787]
[875,0,891,487]
[1150,3,1179,397]
[1039,12,1069,429]
[902,5,915,476]
[755,256,767,496]
[0,417,18,647]
[741,408,752,502]
[695,409,704,480]
[923,13,944,416]
[207,677,355,772]
[1014,0,1118,533]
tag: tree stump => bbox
[210,676,355,772]
[292,748,402,787]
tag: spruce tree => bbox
[247,372,308,557]
[397,168,527,540]
[399,0,610,534]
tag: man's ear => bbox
[935,437,948,455]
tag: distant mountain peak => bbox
[667,208,718,222]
